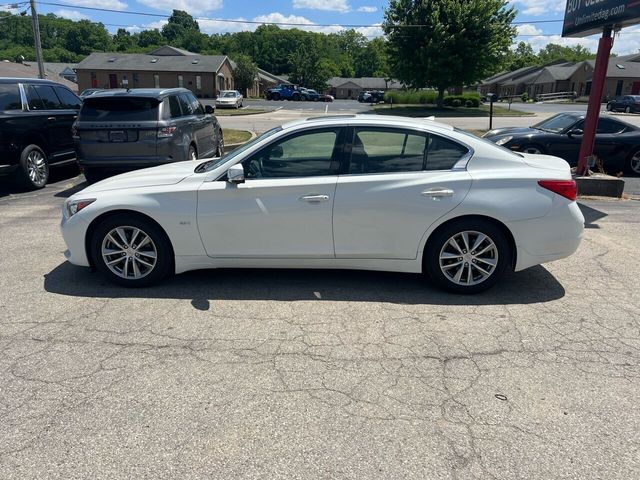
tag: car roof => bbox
[86,88,192,99]
[0,77,66,86]
[282,114,455,132]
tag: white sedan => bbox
[215,90,243,109]
[60,115,584,293]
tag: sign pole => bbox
[576,26,613,176]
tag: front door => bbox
[632,82,640,95]
[109,74,118,89]
[333,127,472,259]
[197,127,346,258]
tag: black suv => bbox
[606,95,640,114]
[0,78,82,189]
[74,88,224,183]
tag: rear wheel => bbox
[215,130,224,157]
[16,145,48,189]
[606,103,613,111]
[625,106,631,113]
[292,93,301,101]
[91,214,173,287]
[272,93,280,101]
[424,219,510,294]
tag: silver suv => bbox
[74,88,223,183]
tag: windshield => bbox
[532,113,580,133]
[221,91,236,98]
[195,126,283,173]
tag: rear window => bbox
[0,84,22,110]
[81,97,160,122]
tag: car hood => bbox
[80,160,202,193]
[484,127,538,138]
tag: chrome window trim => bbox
[18,83,28,111]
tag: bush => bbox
[465,100,474,108]
[384,89,438,104]
[521,92,529,103]
[444,93,480,108]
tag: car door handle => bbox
[299,194,330,203]
[422,188,454,198]
[47,116,56,122]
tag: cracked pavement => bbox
[1,172,639,479]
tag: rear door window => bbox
[81,97,160,121]
[426,134,469,170]
[349,128,427,174]
[26,85,44,110]
[163,95,182,118]
[0,84,23,110]
[32,85,62,109]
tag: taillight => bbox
[538,180,577,201]
[158,126,177,138]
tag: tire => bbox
[215,129,224,157]
[519,144,545,155]
[188,144,198,161]
[292,93,301,101]
[90,214,173,287]
[424,219,510,294]
[272,93,280,101]
[606,103,613,111]
[16,144,48,189]
[625,106,631,113]
[626,148,640,175]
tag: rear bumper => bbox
[509,201,584,271]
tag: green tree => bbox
[504,41,538,70]
[288,37,333,91]
[232,54,258,96]
[113,28,134,52]
[136,29,163,48]
[354,37,389,77]
[162,10,199,43]
[537,43,595,64]
[383,0,516,107]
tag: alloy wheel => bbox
[439,231,498,286]
[630,151,640,174]
[522,146,542,154]
[27,150,47,186]
[101,226,158,280]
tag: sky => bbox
[3,0,640,55]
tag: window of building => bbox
[196,75,202,90]
[615,80,624,96]
[178,75,184,88]
[133,73,139,87]
[90,72,97,88]
[154,74,160,88]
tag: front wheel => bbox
[91,214,173,287]
[424,219,510,294]
[16,145,49,189]
[519,144,545,155]
[188,145,198,161]
[625,106,631,113]
[626,149,640,175]
[215,130,224,157]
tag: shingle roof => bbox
[543,63,582,81]
[586,59,640,78]
[0,61,78,91]
[149,45,197,56]
[327,77,403,89]
[76,52,228,73]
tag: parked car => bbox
[300,88,320,101]
[357,91,370,102]
[79,88,104,99]
[61,115,583,293]
[73,88,223,183]
[0,78,82,189]
[319,93,334,102]
[606,95,640,113]
[358,90,385,103]
[483,112,640,175]
[265,84,301,101]
[215,90,243,109]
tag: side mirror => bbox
[227,164,245,184]
[205,105,215,114]
[568,129,583,137]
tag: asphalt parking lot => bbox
[1,170,639,479]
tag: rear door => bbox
[76,96,160,162]
[181,92,214,156]
[333,126,472,259]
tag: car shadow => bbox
[0,165,81,199]
[578,202,607,229]
[44,263,565,308]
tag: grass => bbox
[223,129,252,144]
[374,104,533,117]
[215,108,266,116]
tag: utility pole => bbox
[29,0,45,79]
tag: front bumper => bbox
[60,211,91,267]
